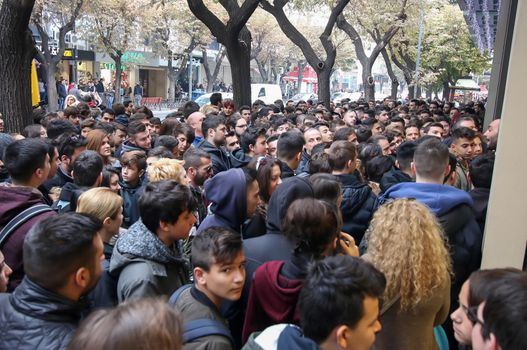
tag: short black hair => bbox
[481,272,527,349]
[154,135,179,152]
[139,180,198,234]
[73,150,104,187]
[56,132,88,159]
[201,115,226,137]
[299,256,386,343]
[277,130,305,161]
[309,173,341,205]
[210,93,223,106]
[148,146,173,159]
[413,137,449,179]
[46,119,78,140]
[4,138,49,183]
[366,155,395,182]
[470,153,495,188]
[192,227,243,272]
[23,213,102,291]
[240,127,266,154]
[183,147,211,170]
[127,120,147,137]
[451,126,476,142]
[334,127,355,141]
[395,141,417,172]
[183,101,200,119]
[355,125,372,143]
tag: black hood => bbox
[266,177,314,235]
[379,167,413,193]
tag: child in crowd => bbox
[119,150,146,228]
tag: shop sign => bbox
[101,63,126,71]
[121,51,146,64]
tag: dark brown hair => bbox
[328,140,356,171]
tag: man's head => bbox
[304,128,323,155]
[412,137,450,183]
[239,105,251,122]
[187,112,205,138]
[451,127,476,161]
[334,127,358,145]
[101,109,115,123]
[483,119,500,150]
[127,121,151,150]
[342,110,358,127]
[191,227,245,306]
[277,130,305,169]
[405,124,420,141]
[183,101,200,119]
[139,180,198,241]
[426,122,444,139]
[123,100,134,115]
[395,141,417,175]
[470,153,494,189]
[72,150,103,187]
[315,122,333,144]
[266,135,279,158]
[471,272,527,350]
[210,93,223,107]
[329,141,357,174]
[64,106,81,126]
[375,109,390,124]
[23,213,103,300]
[299,255,386,350]
[202,115,227,147]
[120,150,147,186]
[183,148,213,187]
[241,127,268,157]
[4,138,50,187]
[454,116,478,132]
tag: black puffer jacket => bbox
[335,173,378,243]
[0,277,84,350]
[196,138,231,175]
[379,167,413,194]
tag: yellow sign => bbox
[63,49,73,58]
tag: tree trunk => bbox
[203,47,226,93]
[442,80,451,101]
[45,62,59,112]
[225,30,251,107]
[426,88,432,100]
[317,69,331,107]
[296,61,305,95]
[113,53,123,104]
[0,0,36,132]
[380,48,398,100]
[416,85,422,99]
[255,58,268,83]
[408,84,415,99]
[362,63,375,101]
[167,50,176,102]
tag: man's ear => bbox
[410,161,416,174]
[249,144,255,153]
[194,267,206,286]
[138,169,145,178]
[444,164,451,176]
[295,151,302,162]
[74,267,91,289]
[335,325,352,349]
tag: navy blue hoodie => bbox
[197,168,247,234]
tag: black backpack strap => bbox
[0,204,53,248]
[183,319,235,347]
[168,284,193,305]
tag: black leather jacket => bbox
[0,277,84,350]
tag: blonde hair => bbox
[364,198,452,311]
[76,187,123,221]
[148,158,186,183]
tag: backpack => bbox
[169,284,236,348]
[0,204,53,248]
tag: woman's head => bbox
[250,156,282,203]
[76,187,123,238]
[450,268,522,345]
[223,99,235,117]
[283,198,342,259]
[147,158,188,185]
[365,198,452,310]
[101,166,121,193]
[68,298,182,350]
[86,129,112,162]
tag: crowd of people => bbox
[0,92,525,350]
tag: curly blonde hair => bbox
[148,158,187,184]
[364,198,452,311]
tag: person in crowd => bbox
[221,99,236,120]
[379,140,416,193]
[21,124,47,138]
[110,180,197,301]
[76,187,123,309]
[297,128,322,174]
[120,150,147,228]
[0,138,56,291]
[146,146,173,166]
[183,148,213,229]
[187,112,205,147]
[80,119,96,137]
[69,298,182,350]
[309,173,342,207]
[196,114,231,175]
[243,156,282,239]
[242,198,358,342]
[197,167,260,236]
[170,227,245,350]
[100,108,115,123]
[173,123,194,157]
[232,127,268,167]
[64,106,81,126]
[86,129,114,166]
[405,123,420,141]
[469,153,495,233]
[364,155,394,195]
[277,130,305,178]
[0,250,13,292]
[112,122,128,151]
[0,213,103,349]
[470,271,527,350]
[101,166,121,194]
[483,118,500,151]
[243,257,385,350]
[381,137,482,349]
[450,127,476,191]
[154,135,179,159]
[117,121,151,158]
[364,199,451,350]
[54,150,104,213]
[329,140,378,243]
[148,158,189,185]
[42,133,88,192]
[450,268,521,348]
[473,132,484,157]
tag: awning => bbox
[282,65,318,84]
[449,78,481,91]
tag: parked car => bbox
[290,93,318,105]
[333,92,363,104]
[195,92,234,107]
